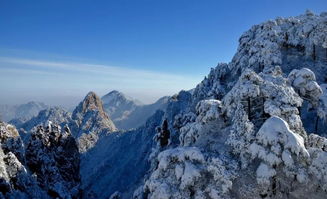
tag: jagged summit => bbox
[77,91,107,115]
[72,91,116,138]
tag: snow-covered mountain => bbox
[101,90,141,127]
[132,11,327,199]
[0,101,48,123]
[82,11,327,198]
[12,107,72,132]
[102,90,169,130]
[1,10,327,199]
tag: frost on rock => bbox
[179,99,223,147]
[143,147,237,199]
[230,11,327,83]
[288,68,322,107]
[192,63,230,105]
[223,67,305,165]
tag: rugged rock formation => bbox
[26,122,81,198]
[0,122,49,198]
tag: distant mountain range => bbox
[0,101,48,123]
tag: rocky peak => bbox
[72,91,116,138]
[80,91,106,115]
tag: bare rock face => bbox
[72,91,117,138]
[26,123,81,199]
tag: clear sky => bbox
[0,0,326,108]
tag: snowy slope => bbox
[80,110,164,198]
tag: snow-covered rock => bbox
[288,68,322,107]
[0,122,51,198]
[26,123,81,198]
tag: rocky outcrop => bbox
[0,122,50,199]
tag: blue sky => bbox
[0,0,326,107]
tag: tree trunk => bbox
[248,98,251,120]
